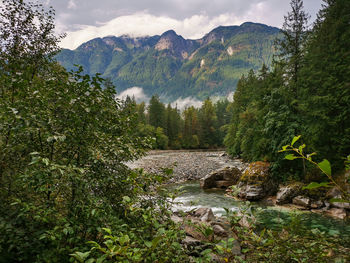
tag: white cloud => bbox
[116,87,150,103]
[171,97,203,110]
[227,91,234,102]
[59,12,246,49]
[57,0,322,50]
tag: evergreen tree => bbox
[182,106,199,148]
[136,102,147,124]
[300,0,350,168]
[148,95,166,129]
[214,99,231,146]
[276,0,310,97]
[199,99,218,148]
[165,104,182,148]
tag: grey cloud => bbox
[46,0,323,34]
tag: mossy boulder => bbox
[237,162,277,200]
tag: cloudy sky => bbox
[43,0,323,49]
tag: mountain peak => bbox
[161,30,178,37]
[155,29,197,59]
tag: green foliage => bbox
[225,0,350,182]
[299,0,350,169]
[280,135,349,202]
[198,99,218,148]
[223,204,350,262]
[0,1,154,260]
[148,95,167,129]
[71,169,189,263]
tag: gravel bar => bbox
[128,150,247,183]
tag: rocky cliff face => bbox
[155,30,199,59]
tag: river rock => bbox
[171,214,183,224]
[325,208,347,220]
[325,187,350,209]
[310,200,324,209]
[276,182,303,205]
[324,201,331,209]
[292,196,311,208]
[184,224,208,241]
[326,187,343,199]
[330,198,350,210]
[182,236,202,247]
[193,207,216,222]
[237,162,276,200]
[200,166,242,189]
[212,224,228,237]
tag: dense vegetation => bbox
[0,1,186,261]
[124,95,231,149]
[56,23,280,100]
[224,0,350,181]
[0,0,349,262]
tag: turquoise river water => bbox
[169,181,350,239]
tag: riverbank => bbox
[128,150,247,184]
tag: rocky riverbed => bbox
[128,150,247,183]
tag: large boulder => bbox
[237,162,276,200]
[200,166,242,189]
[276,182,304,205]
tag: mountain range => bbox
[56,22,280,101]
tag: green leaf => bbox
[303,182,331,190]
[42,158,49,166]
[318,159,331,176]
[122,196,131,203]
[70,251,91,262]
[285,154,298,160]
[298,144,306,153]
[96,255,107,263]
[151,236,162,248]
[102,228,112,234]
[291,135,301,146]
[145,241,152,248]
[119,235,130,245]
[279,145,289,152]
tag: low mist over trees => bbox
[124,95,232,150]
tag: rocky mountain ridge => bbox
[56,22,280,100]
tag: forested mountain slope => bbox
[56,22,280,100]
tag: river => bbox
[131,150,350,239]
[169,181,350,239]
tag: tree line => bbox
[122,95,232,150]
